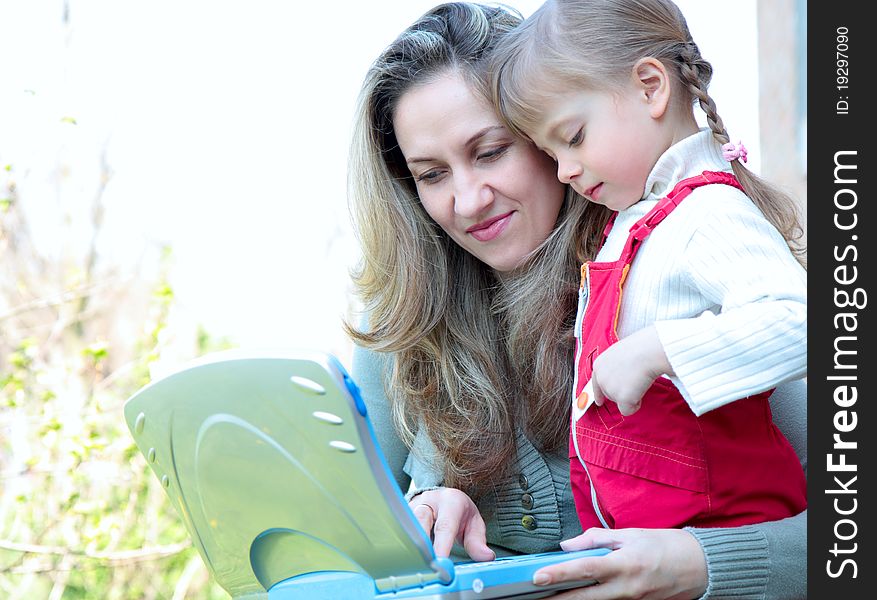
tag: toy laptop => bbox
[124,351,608,599]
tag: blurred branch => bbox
[171,554,205,600]
[72,148,113,337]
[0,278,124,322]
[47,561,70,600]
[0,539,192,571]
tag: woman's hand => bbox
[533,527,708,600]
[409,487,495,562]
[592,326,673,416]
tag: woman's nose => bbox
[454,176,494,217]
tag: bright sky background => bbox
[0,0,758,370]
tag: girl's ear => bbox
[631,57,671,119]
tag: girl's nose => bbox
[557,158,583,185]
[454,177,495,218]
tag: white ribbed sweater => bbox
[594,129,807,415]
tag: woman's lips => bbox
[466,211,514,242]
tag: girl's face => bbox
[392,71,566,272]
[526,68,680,211]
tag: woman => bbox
[346,3,806,598]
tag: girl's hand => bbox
[409,487,495,562]
[592,326,673,415]
[533,527,708,600]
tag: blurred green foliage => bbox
[1,161,232,598]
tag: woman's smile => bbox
[466,211,515,242]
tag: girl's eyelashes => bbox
[568,128,584,148]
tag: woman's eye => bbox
[416,170,443,184]
[477,145,510,161]
[568,129,583,147]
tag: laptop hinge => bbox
[374,570,444,593]
[373,556,455,593]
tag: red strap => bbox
[628,171,743,241]
[602,171,743,266]
[600,213,618,246]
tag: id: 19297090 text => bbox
[836,26,850,115]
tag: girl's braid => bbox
[677,42,730,146]
[676,37,805,265]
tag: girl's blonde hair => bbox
[345,2,611,494]
[491,0,805,264]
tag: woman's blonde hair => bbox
[491,0,805,264]
[345,2,611,494]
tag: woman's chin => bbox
[479,248,534,273]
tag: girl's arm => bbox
[654,188,807,415]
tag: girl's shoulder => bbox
[654,179,777,247]
[676,178,763,221]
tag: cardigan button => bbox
[521,493,534,510]
[518,473,529,490]
[521,515,537,531]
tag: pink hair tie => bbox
[721,140,748,163]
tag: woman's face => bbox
[392,71,566,272]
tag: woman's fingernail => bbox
[533,573,551,585]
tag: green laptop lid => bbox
[124,352,441,599]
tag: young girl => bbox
[489,0,807,531]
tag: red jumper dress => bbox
[570,171,807,530]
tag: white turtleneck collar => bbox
[641,128,732,202]
[597,128,734,260]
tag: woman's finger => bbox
[431,503,464,558]
[460,512,495,562]
[547,577,630,600]
[533,554,623,589]
[560,527,626,551]
[413,488,489,560]
[412,502,436,537]
[536,530,632,587]
[533,556,599,585]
